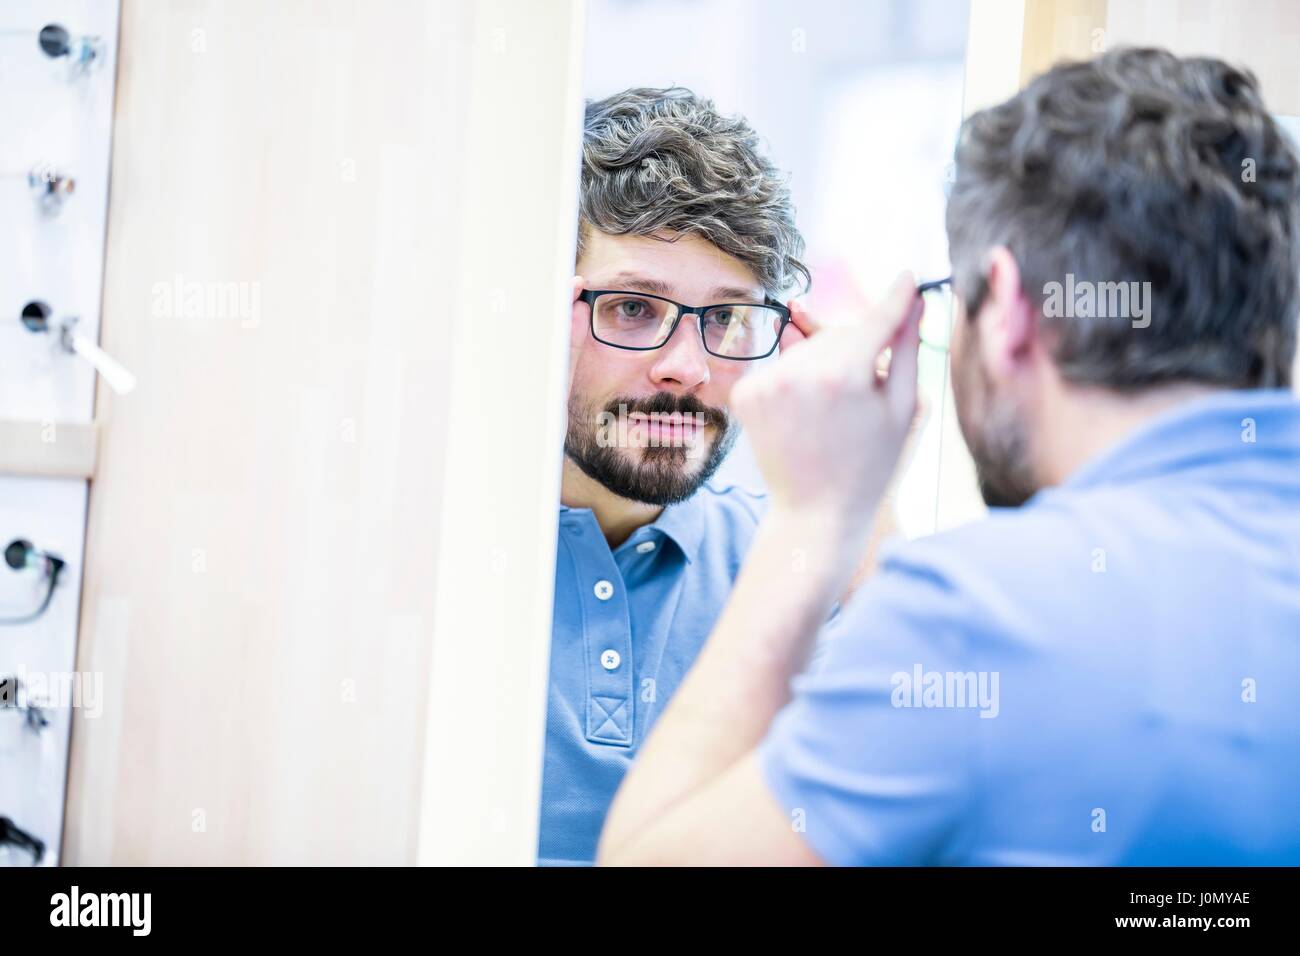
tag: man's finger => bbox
[788,297,821,339]
[855,272,920,359]
[831,273,919,384]
[778,320,809,353]
[884,297,922,418]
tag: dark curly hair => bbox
[947,47,1300,389]
[578,87,810,298]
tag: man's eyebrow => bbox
[708,285,767,302]
[602,272,765,303]
[603,273,676,297]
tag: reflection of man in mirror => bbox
[598,49,1300,865]
[538,87,826,866]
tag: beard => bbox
[564,390,737,506]
[951,333,1040,509]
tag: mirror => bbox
[540,0,971,866]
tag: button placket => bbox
[579,555,634,748]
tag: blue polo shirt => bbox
[760,388,1300,865]
[538,482,767,865]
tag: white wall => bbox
[0,0,120,867]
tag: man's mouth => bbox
[626,411,707,445]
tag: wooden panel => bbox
[416,0,586,866]
[1107,0,1300,114]
[1019,0,1108,86]
[63,0,583,865]
[1015,0,1300,114]
[0,420,97,479]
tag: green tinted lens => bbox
[701,305,783,358]
[919,286,954,352]
[592,294,679,347]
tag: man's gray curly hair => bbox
[577,87,810,298]
[947,47,1300,390]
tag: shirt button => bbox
[593,580,614,601]
[635,540,656,554]
[600,649,621,670]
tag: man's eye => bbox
[610,299,655,321]
[709,310,733,326]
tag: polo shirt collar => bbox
[1061,387,1300,492]
[558,488,706,565]
[649,491,706,565]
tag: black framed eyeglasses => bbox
[579,289,792,361]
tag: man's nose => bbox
[648,315,712,390]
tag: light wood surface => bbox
[1019,0,1108,86]
[1013,0,1300,114]
[0,420,97,479]
[63,0,583,865]
[1106,0,1300,114]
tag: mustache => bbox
[598,392,729,430]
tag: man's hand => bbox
[598,274,925,867]
[775,278,926,595]
[731,273,924,533]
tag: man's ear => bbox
[572,274,587,316]
[568,275,588,384]
[978,247,1036,381]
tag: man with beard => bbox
[597,49,1300,865]
[538,87,832,866]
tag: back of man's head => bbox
[947,47,1300,390]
